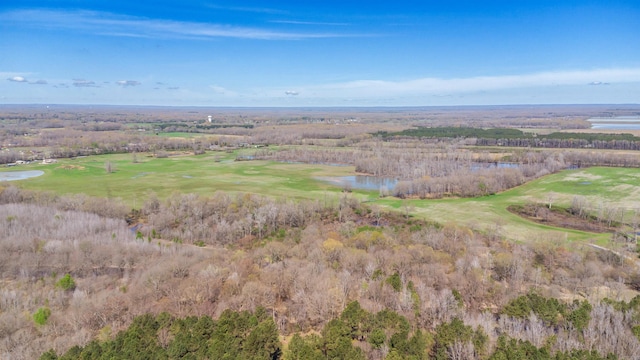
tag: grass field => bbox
[3,153,639,244]
[373,166,640,243]
[1,151,366,205]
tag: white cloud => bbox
[204,4,287,15]
[0,9,352,40]
[7,76,28,83]
[285,90,299,95]
[73,79,99,87]
[116,80,141,87]
[294,68,640,98]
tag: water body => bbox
[320,175,398,191]
[0,170,44,181]
[323,163,520,191]
[591,124,640,130]
[470,162,520,171]
[588,116,640,130]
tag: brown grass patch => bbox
[57,164,86,170]
[507,203,618,233]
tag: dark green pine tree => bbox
[243,318,282,360]
[285,333,324,360]
[321,319,365,360]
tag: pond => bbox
[318,175,398,191]
[319,163,521,192]
[0,170,45,181]
[470,162,520,171]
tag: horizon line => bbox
[1,102,639,109]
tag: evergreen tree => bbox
[243,318,282,359]
[285,334,324,360]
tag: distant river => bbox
[0,170,44,181]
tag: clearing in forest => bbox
[3,153,639,244]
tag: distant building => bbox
[207,115,212,123]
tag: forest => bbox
[378,127,640,150]
[1,104,640,359]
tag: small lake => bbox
[320,163,521,192]
[0,170,44,181]
[588,117,640,130]
[319,175,398,191]
[591,124,640,130]
[471,162,520,171]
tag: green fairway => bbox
[2,152,361,205]
[3,154,638,244]
[371,167,640,244]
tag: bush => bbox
[55,274,76,291]
[33,307,51,325]
[385,272,402,292]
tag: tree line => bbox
[42,297,626,360]
[377,126,640,150]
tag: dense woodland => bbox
[2,185,640,359]
[379,127,640,150]
[1,105,640,359]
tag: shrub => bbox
[55,274,76,291]
[386,272,402,292]
[33,307,51,325]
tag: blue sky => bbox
[1,1,639,106]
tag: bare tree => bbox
[104,161,114,173]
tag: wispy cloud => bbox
[116,80,141,87]
[271,20,349,26]
[209,85,237,96]
[0,9,352,40]
[299,68,640,98]
[204,4,287,15]
[73,79,99,87]
[30,79,48,85]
